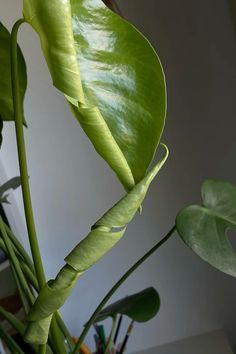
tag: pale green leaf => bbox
[176,180,236,277]
[23,1,84,102]
[24,146,168,344]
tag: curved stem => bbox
[73,226,176,353]
[10,18,46,290]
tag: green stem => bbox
[0,236,73,350]
[0,306,25,337]
[73,226,176,353]
[56,313,74,351]
[39,346,46,354]
[10,18,46,291]
[4,222,35,273]
[0,217,35,306]
[104,316,117,354]
[51,315,67,354]
[0,322,24,354]
[10,19,66,354]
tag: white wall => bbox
[1,0,236,353]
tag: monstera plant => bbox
[0,0,235,353]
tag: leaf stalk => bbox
[73,226,176,353]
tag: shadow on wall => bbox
[227,0,236,35]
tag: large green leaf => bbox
[23,0,166,190]
[24,147,168,344]
[94,287,160,323]
[176,180,236,277]
[0,22,27,122]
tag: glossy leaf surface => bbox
[23,0,166,189]
[24,147,168,344]
[0,22,27,121]
[176,180,236,277]
[94,287,160,323]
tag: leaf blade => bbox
[71,0,166,185]
[176,179,236,277]
[0,22,27,122]
[23,0,166,189]
[94,287,160,323]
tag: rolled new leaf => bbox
[176,179,236,277]
[23,0,166,190]
[0,22,27,122]
[24,145,168,344]
[94,287,160,323]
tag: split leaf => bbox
[176,179,236,277]
[24,145,168,344]
[94,287,160,323]
[0,22,27,122]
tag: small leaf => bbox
[176,179,236,277]
[94,287,160,323]
[24,146,168,345]
[0,22,27,122]
[0,177,21,204]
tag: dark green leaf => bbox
[23,0,166,190]
[176,179,236,277]
[0,22,27,122]
[94,287,160,323]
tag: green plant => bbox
[0,1,235,353]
